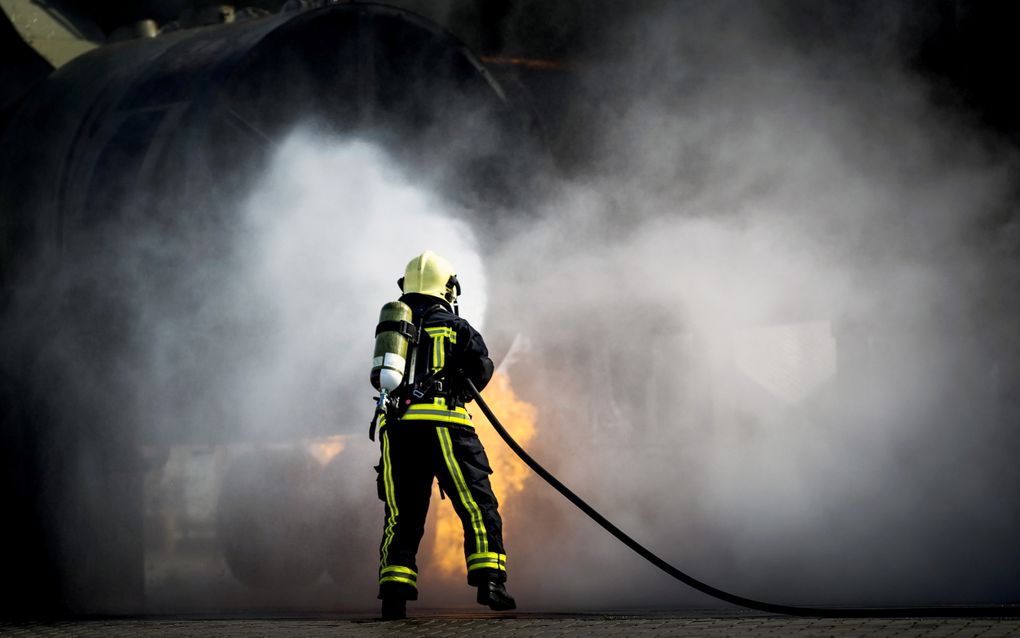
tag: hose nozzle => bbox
[369,389,390,441]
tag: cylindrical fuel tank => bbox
[0,4,543,615]
[0,3,538,287]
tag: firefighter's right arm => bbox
[456,322,494,393]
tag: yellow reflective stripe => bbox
[403,403,472,426]
[379,565,417,587]
[408,399,468,413]
[467,552,506,571]
[403,410,473,426]
[424,327,456,340]
[437,427,487,554]
[379,575,417,587]
[405,404,470,417]
[380,565,417,577]
[423,326,456,371]
[404,410,469,418]
[425,327,448,370]
[379,430,398,567]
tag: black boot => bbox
[381,597,407,620]
[476,580,516,611]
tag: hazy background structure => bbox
[1,0,1019,618]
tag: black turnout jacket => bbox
[398,293,494,406]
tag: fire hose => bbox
[465,379,1020,618]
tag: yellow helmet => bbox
[398,250,461,304]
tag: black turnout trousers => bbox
[376,420,507,600]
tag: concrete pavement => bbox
[4,612,1020,637]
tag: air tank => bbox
[372,300,414,392]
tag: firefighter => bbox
[373,250,516,620]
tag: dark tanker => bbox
[0,3,545,615]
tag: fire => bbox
[424,371,537,580]
[307,434,346,465]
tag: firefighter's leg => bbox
[434,427,511,588]
[377,425,434,603]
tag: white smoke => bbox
[135,133,488,442]
[115,134,492,611]
[481,1,1020,610]
[228,134,487,437]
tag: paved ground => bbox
[4,612,1020,637]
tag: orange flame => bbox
[307,434,346,466]
[424,371,537,580]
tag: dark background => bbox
[4,1,1020,154]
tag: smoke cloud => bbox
[5,131,493,612]
[483,0,1020,610]
[144,135,492,609]
[182,135,489,441]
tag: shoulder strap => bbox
[413,303,462,404]
[400,304,444,387]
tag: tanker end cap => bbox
[2,0,104,67]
